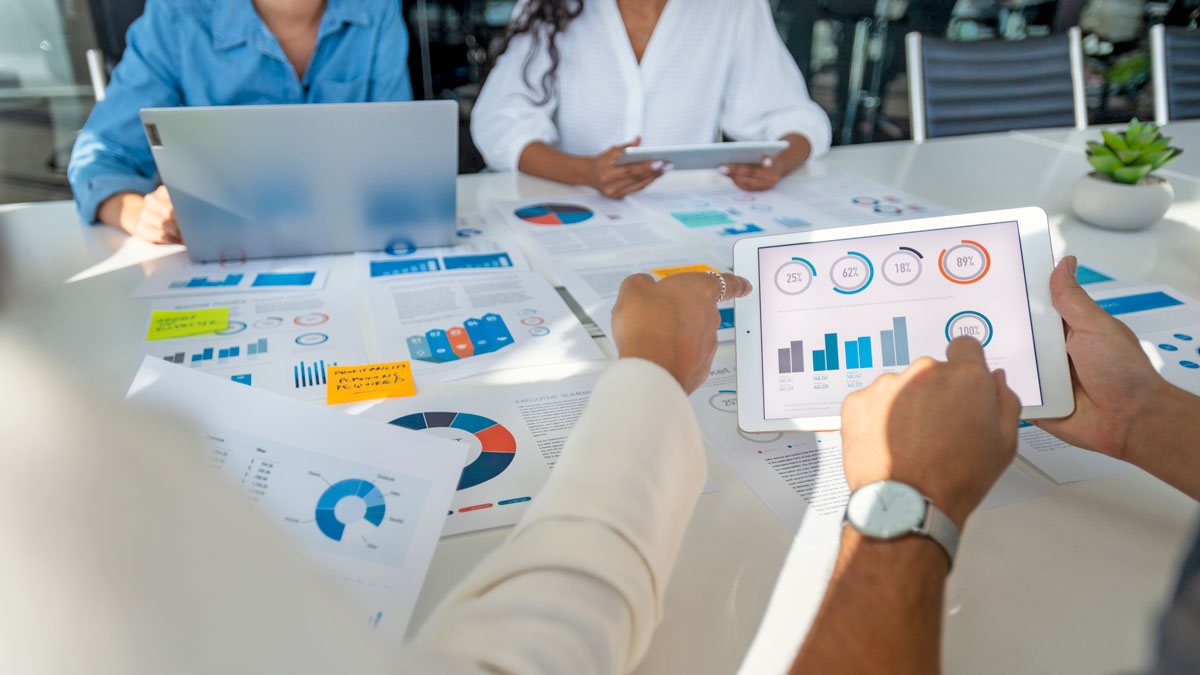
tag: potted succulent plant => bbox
[1071,118,1182,231]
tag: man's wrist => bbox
[839,526,951,578]
[1126,384,1200,467]
[98,192,144,233]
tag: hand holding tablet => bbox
[732,207,1074,432]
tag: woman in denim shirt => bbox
[68,0,413,244]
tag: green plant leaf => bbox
[1129,131,1158,150]
[1102,130,1129,152]
[1141,149,1173,167]
[1113,164,1154,184]
[1088,154,1124,174]
[1152,148,1183,170]
[1117,150,1142,163]
[1088,143,1116,157]
[1145,140,1169,154]
[1128,118,1142,136]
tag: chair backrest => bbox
[1151,24,1200,124]
[86,0,146,67]
[906,28,1086,142]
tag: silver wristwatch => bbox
[842,480,960,567]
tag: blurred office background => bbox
[1,0,1195,205]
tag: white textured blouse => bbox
[471,0,833,171]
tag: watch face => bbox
[846,481,926,538]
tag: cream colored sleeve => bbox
[414,358,707,675]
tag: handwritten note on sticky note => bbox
[650,264,721,279]
[146,308,229,341]
[327,361,416,405]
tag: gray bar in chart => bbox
[893,317,910,365]
[778,348,791,374]
[880,331,896,367]
[790,340,805,372]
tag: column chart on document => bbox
[134,290,366,401]
[131,252,332,299]
[365,271,605,384]
[355,212,530,281]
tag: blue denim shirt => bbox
[68,0,413,224]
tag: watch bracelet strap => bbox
[922,500,960,568]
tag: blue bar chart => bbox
[783,317,910,374]
[293,360,334,389]
[163,338,269,365]
[168,273,243,289]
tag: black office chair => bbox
[905,28,1087,142]
[84,0,146,100]
[1150,24,1200,124]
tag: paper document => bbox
[691,355,1048,544]
[126,357,464,637]
[131,252,332,299]
[550,247,736,341]
[361,378,595,535]
[355,212,530,281]
[1016,284,1199,482]
[779,172,955,226]
[365,271,605,383]
[499,193,679,260]
[1018,422,1135,483]
[1069,257,1141,294]
[133,290,367,401]
[633,187,830,265]
[361,376,718,536]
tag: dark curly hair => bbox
[491,0,585,105]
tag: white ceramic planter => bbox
[1071,172,1174,231]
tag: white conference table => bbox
[2,129,1199,675]
[1014,118,1200,182]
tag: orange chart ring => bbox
[939,240,991,284]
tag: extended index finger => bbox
[945,335,986,364]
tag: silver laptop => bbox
[140,101,457,262]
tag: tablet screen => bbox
[757,220,1044,420]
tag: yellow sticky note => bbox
[326,361,416,405]
[146,308,229,340]
[650,264,721,279]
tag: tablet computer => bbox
[617,141,788,170]
[732,207,1074,432]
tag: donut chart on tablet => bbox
[388,412,517,490]
[514,203,594,226]
[939,240,990,284]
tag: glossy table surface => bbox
[2,128,1198,674]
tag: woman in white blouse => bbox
[471,0,833,198]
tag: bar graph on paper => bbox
[778,317,911,374]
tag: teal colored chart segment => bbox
[670,210,736,228]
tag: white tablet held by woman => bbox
[617,141,788,170]
[732,207,1074,432]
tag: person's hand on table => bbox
[611,271,752,394]
[840,336,1021,528]
[586,137,669,199]
[98,185,182,244]
[718,133,812,192]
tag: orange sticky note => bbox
[326,361,416,404]
[650,264,721,279]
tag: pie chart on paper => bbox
[514,203,595,226]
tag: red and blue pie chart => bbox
[514,203,594,226]
[389,412,517,490]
